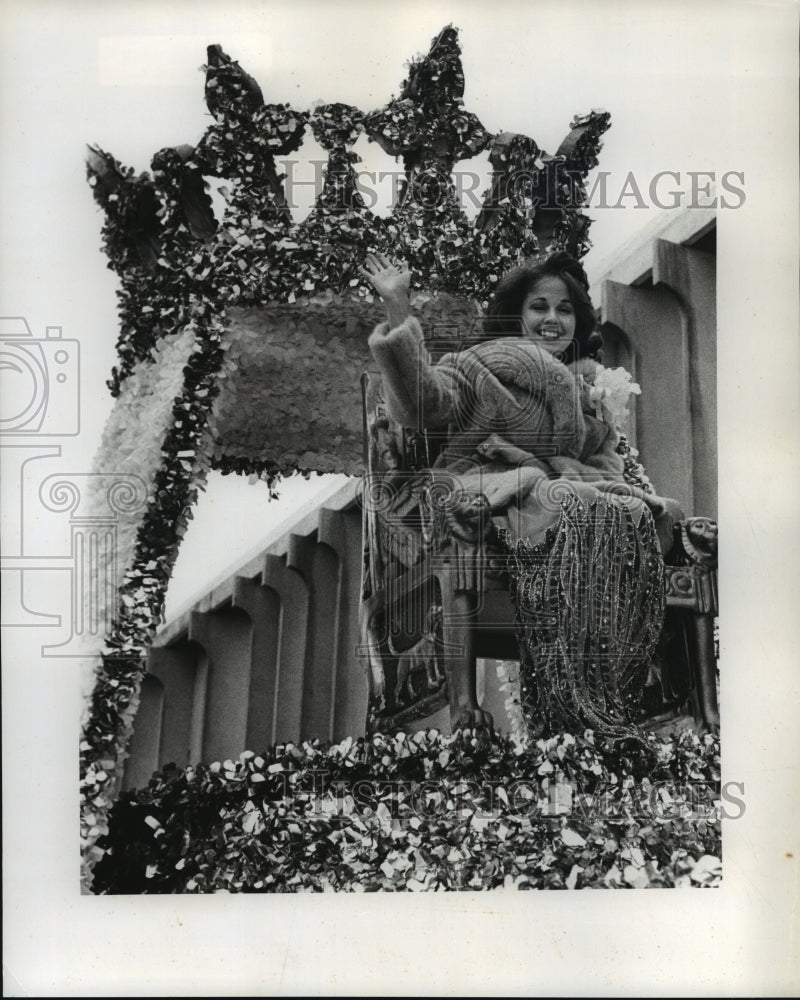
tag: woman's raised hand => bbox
[359,254,411,302]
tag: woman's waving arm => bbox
[362,254,458,430]
[368,315,458,430]
[360,254,411,329]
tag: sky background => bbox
[2,1,799,995]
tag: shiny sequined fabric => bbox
[502,491,666,744]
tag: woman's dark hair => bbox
[482,251,602,363]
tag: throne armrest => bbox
[665,517,718,615]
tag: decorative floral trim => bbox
[578,362,655,494]
[92,728,721,893]
[80,304,229,890]
[87,327,199,616]
[590,363,642,427]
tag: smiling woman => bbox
[520,276,576,352]
[481,254,601,363]
[363,250,684,742]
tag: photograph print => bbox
[2,1,798,995]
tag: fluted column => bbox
[188,606,252,763]
[653,237,717,517]
[121,494,369,788]
[121,674,164,790]
[262,553,308,743]
[146,642,199,770]
[318,506,369,740]
[287,532,339,741]
[232,575,280,752]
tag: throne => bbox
[360,370,719,736]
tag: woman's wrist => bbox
[385,293,410,329]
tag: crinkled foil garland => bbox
[80,304,231,889]
[91,728,721,893]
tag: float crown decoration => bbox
[86,25,610,396]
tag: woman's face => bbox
[520,275,576,355]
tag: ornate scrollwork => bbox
[39,477,82,514]
[38,473,149,518]
[665,566,697,601]
[106,476,149,516]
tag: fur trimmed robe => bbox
[368,314,681,743]
[368,315,680,551]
